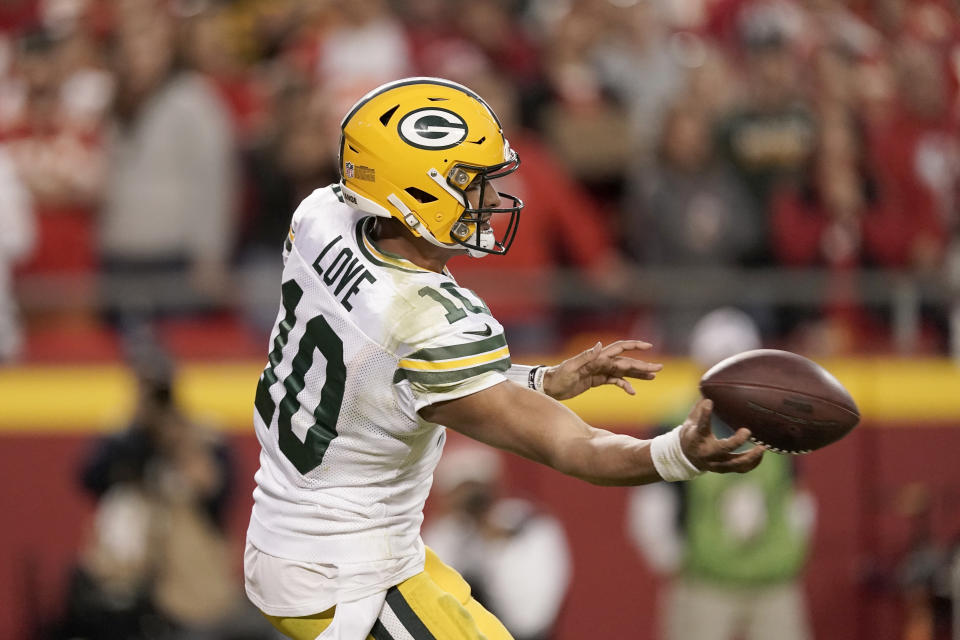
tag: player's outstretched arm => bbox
[420,383,764,486]
[541,340,664,401]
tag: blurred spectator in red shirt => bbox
[2,27,105,309]
[866,40,958,272]
[0,0,38,34]
[771,109,943,353]
[773,111,935,270]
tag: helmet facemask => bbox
[441,150,523,258]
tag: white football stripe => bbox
[378,602,417,640]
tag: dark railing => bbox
[15,266,959,356]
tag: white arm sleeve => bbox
[503,364,534,386]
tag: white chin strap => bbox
[386,190,494,259]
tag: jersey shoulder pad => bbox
[393,283,509,394]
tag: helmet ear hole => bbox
[404,187,438,203]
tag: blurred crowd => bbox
[1,0,959,359]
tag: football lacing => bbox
[749,436,811,456]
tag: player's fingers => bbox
[693,398,713,436]
[707,446,765,473]
[614,358,664,374]
[605,377,636,395]
[565,342,602,371]
[592,356,662,379]
[600,340,653,357]
[714,427,752,453]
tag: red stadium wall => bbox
[3,423,960,640]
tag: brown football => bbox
[699,349,860,454]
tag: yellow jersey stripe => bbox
[399,346,510,371]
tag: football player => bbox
[244,77,765,640]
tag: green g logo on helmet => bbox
[397,108,469,150]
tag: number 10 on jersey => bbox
[255,280,347,474]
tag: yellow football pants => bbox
[262,547,514,640]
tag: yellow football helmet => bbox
[339,77,523,257]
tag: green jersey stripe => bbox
[393,357,510,386]
[404,333,507,363]
[354,219,424,274]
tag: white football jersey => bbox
[246,185,511,606]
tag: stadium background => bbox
[2,0,960,638]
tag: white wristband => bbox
[650,426,703,482]
[504,364,547,393]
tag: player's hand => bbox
[679,398,765,473]
[543,340,663,401]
